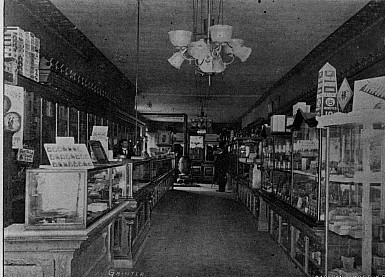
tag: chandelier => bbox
[167,0,252,75]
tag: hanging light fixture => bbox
[190,75,213,134]
[167,0,252,75]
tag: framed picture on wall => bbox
[157,131,171,146]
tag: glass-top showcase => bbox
[26,170,87,228]
[319,111,385,276]
[131,160,151,194]
[25,156,176,229]
[26,163,131,229]
[152,158,174,180]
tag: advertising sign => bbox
[337,78,353,112]
[17,148,34,163]
[4,84,25,148]
[353,76,385,111]
[316,63,338,116]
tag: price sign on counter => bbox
[44,143,94,168]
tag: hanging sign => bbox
[337,78,353,112]
[316,63,338,116]
[4,84,25,149]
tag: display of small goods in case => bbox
[44,143,93,168]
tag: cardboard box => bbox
[270,115,286,133]
[292,102,310,116]
[4,27,40,82]
[4,60,18,84]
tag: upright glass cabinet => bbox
[261,110,327,276]
[291,111,326,222]
[228,137,262,184]
[261,110,326,221]
[262,133,292,203]
[318,110,385,276]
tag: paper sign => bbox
[17,148,34,163]
[4,84,25,148]
[92,126,108,137]
[353,76,385,111]
[337,78,353,112]
[44,143,94,168]
[56,137,75,145]
[316,63,338,116]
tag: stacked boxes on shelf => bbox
[4,27,24,84]
[4,27,40,83]
[23,31,41,81]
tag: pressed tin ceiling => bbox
[49,0,370,123]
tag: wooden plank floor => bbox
[130,184,304,277]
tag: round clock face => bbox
[4,95,11,114]
[4,111,22,132]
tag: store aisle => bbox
[131,184,303,277]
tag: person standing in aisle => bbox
[214,142,229,192]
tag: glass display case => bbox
[25,163,131,229]
[227,140,238,176]
[261,136,273,193]
[69,107,79,143]
[290,225,323,276]
[152,157,174,180]
[318,110,385,276]
[79,111,88,144]
[42,99,56,164]
[291,111,326,222]
[262,133,292,203]
[57,104,69,137]
[229,137,262,184]
[129,156,175,195]
[131,160,151,195]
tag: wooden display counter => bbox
[4,200,136,277]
